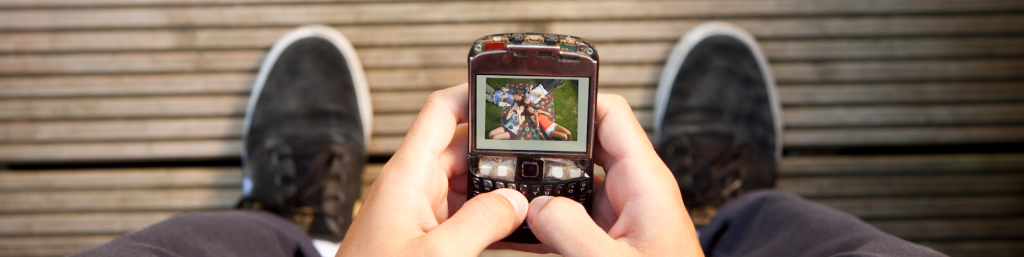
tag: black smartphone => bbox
[466,33,598,244]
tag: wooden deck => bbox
[1,1,1023,256]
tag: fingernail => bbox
[527,196,553,228]
[500,189,527,220]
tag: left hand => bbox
[337,83,529,256]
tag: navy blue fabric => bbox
[701,190,947,257]
[72,210,320,257]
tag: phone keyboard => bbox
[468,176,592,208]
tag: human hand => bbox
[525,94,704,256]
[337,83,528,256]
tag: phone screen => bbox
[474,74,591,153]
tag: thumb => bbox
[421,189,527,255]
[527,196,620,256]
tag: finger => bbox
[591,94,680,209]
[419,189,528,256]
[592,93,658,170]
[389,83,469,174]
[441,124,470,183]
[527,196,622,256]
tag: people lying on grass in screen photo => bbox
[490,86,517,107]
[525,105,571,141]
[488,104,525,140]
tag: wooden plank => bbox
[0,188,240,213]
[0,235,117,257]
[0,118,241,143]
[918,240,1024,257]
[0,92,426,120]
[0,167,240,191]
[0,50,263,75]
[783,103,1024,128]
[778,82,1024,106]
[815,195,1024,219]
[771,59,1024,84]
[0,139,242,162]
[557,14,1024,42]
[0,212,175,236]
[870,218,1024,241]
[783,125,1024,147]
[778,173,1024,198]
[0,0,346,8]
[780,153,1024,176]
[7,30,1023,65]
[0,135,410,162]
[0,95,246,120]
[3,1,1022,30]
[0,73,252,99]
[0,165,394,191]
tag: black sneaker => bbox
[238,25,372,243]
[653,22,782,224]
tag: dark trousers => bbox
[701,190,946,257]
[72,210,320,257]
[73,190,945,257]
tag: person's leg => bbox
[554,125,571,137]
[547,130,568,141]
[654,22,945,257]
[72,211,320,257]
[701,190,945,257]
[489,127,505,138]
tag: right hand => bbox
[525,93,704,256]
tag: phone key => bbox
[567,183,577,194]
[531,185,541,196]
[555,184,564,195]
[580,181,589,191]
[506,183,516,191]
[495,182,505,189]
[472,178,481,190]
[543,185,552,195]
[472,190,480,197]
[578,195,587,204]
[483,180,493,191]
[519,184,529,194]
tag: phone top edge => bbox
[468,33,598,61]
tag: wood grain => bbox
[3,1,1022,30]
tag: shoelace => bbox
[659,131,753,207]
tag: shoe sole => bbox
[242,24,374,164]
[653,22,783,160]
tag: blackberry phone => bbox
[467,33,598,244]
